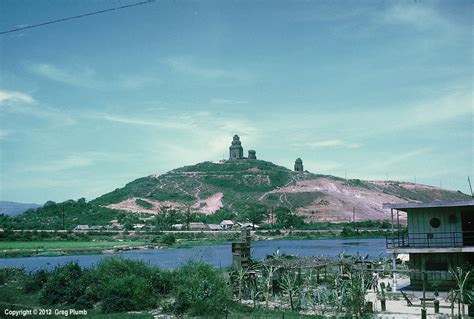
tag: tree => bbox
[238,202,268,228]
[181,204,196,231]
[275,206,304,228]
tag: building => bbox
[133,224,145,231]
[207,224,222,231]
[74,225,89,232]
[89,226,103,231]
[188,222,208,231]
[294,158,303,172]
[384,199,474,289]
[237,222,258,229]
[229,135,244,160]
[220,220,234,230]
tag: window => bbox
[430,217,441,228]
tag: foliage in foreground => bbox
[5,258,229,316]
[173,262,232,316]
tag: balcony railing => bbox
[386,231,474,249]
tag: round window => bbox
[430,218,441,228]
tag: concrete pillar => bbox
[392,252,397,291]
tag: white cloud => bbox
[381,3,450,30]
[95,113,195,130]
[117,75,162,90]
[28,63,161,90]
[162,56,254,82]
[29,63,97,88]
[27,155,95,172]
[210,98,249,105]
[0,129,14,140]
[296,139,362,149]
[396,91,472,129]
[0,89,75,125]
[23,152,137,173]
[0,90,34,104]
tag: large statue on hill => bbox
[229,135,244,160]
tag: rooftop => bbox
[383,199,474,211]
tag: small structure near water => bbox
[232,229,251,270]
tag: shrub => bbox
[0,268,22,286]
[94,257,152,280]
[341,227,358,237]
[136,198,153,209]
[39,262,86,305]
[161,234,176,245]
[101,274,155,313]
[150,268,174,295]
[173,262,231,316]
[23,269,49,293]
[90,258,157,312]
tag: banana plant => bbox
[449,266,472,317]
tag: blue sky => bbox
[0,0,472,204]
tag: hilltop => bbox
[90,159,470,223]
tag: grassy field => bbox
[0,240,146,250]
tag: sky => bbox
[0,0,472,204]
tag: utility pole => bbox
[352,207,355,229]
[468,176,473,197]
[62,203,65,230]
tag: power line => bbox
[0,0,155,35]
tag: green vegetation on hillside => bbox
[0,159,470,233]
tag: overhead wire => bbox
[0,0,155,35]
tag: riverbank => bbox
[0,229,390,258]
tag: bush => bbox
[341,227,358,237]
[173,262,231,316]
[23,269,49,293]
[90,258,156,312]
[136,198,153,209]
[150,268,174,295]
[101,274,155,313]
[39,263,86,305]
[0,268,22,286]
[161,234,176,245]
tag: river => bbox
[0,238,389,271]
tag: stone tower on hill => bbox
[229,135,244,160]
[294,158,304,171]
[248,150,256,159]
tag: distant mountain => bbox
[0,201,42,216]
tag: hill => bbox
[91,159,470,223]
[0,201,41,216]
[3,159,470,230]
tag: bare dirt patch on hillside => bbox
[192,192,223,214]
[263,178,408,223]
[105,197,182,214]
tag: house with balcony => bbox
[384,199,474,289]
